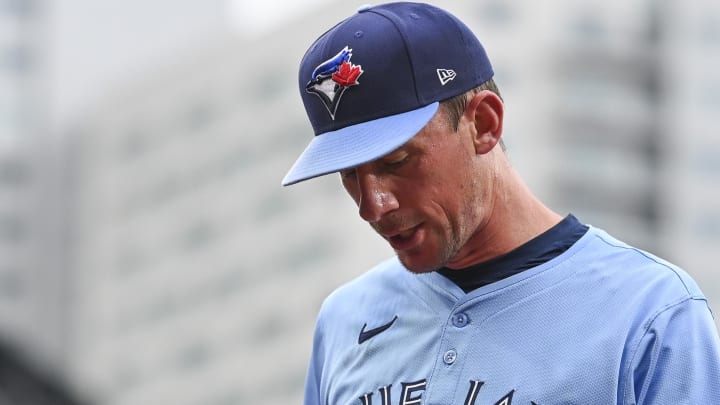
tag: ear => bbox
[464,90,504,155]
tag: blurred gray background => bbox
[1,0,718,404]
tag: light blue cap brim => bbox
[282,102,439,186]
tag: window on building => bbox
[209,391,246,405]
[0,0,36,17]
[254,190,288,223]
[279,235,337,274]
[699,82,720,109]
[1,45,34,74]
[180,220,216,251]
[218,145,255,178]
[250,73,284,104]
[0,268,23,299]
[569,13,607,41]
[0,157,30,187]
[115,246,145,276]
[691,145,720,178]
[175,341,211,371]
[185,101,214,133]
[475,0,515,25]
[694,213,720,240]
[0,214,25,243]
[700,14,720,46]
[112,363,142,392]
[118,127,150,160]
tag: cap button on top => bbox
[357,4,373,12]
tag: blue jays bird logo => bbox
[306,46,364,120]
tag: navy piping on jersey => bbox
[437,214,589,293]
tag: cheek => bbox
[428,155,480,223]
[429,156,473,196]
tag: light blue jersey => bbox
[304,227,720,404]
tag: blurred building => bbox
[0,0,70,387]
[62,5,388,405]
[656,0,720,300]
[0,1,718,405]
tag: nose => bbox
[355,171,399,223]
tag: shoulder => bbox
[319,256,409,319]
[561,226,712,337]
[310,256,415,348]
[578,226,706,303]
[591,226,720,402]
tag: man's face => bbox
[340,107,491,273]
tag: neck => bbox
[445,158,563,269]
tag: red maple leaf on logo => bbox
[332,61,363,87]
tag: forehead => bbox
[369,108,450,163]
[344,105,453,171]
[391,106,452,150]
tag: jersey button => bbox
[452,313,470,328]
[443,349,457,365]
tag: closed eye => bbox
[382,152,410,168]
[386,157,407,166]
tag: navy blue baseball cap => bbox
[282,2,494,186]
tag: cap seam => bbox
[442,12,478,88]
[367,8,422,106]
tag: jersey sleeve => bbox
[303,352,321,405]
[304,306,329,405]
[624,297,720,404]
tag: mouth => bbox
[384,224,423,251]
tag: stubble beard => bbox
[371,210,470,274]
[396,225,464,274]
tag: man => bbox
[282,2,720,404]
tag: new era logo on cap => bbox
[436,69,457,86]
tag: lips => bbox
[391,228,416,239]
[384,224,423,251]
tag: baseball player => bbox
[282,2,720,404]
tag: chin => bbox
[397,254,442,274]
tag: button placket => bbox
[425,301,487,404]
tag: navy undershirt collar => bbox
[437,214,588,293]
